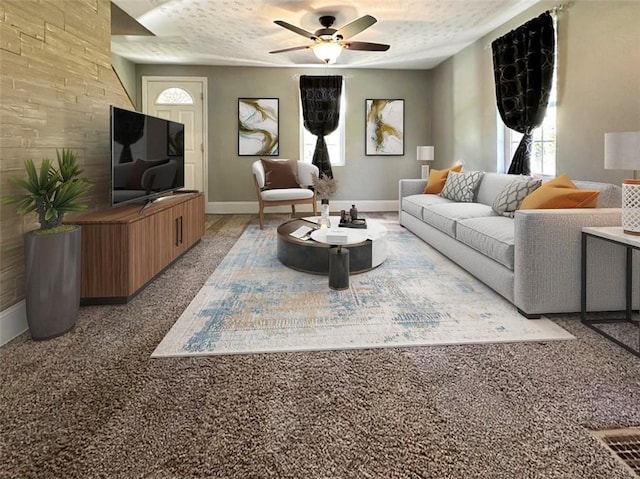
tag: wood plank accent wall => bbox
[0,0,132,311]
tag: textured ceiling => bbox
[111,0,540,69]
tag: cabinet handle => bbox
[175,218,180,246]
[180,216,184,244]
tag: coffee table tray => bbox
[339,218,367,229]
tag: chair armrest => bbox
[252,160,266,188]
[297,161,319,187]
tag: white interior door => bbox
[142,77,207,194]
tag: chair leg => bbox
[312,200,318,216]
[258,205,264,230]
[291,205,296,216]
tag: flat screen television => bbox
[110,105,185,206]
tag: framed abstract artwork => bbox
[238,98,279,156]
[365,99,404,156]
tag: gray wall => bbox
[135,66,432,202]
[111,52,137,108]
[431,0,640,184]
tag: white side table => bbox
[581,226,640,357]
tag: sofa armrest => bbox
[399,179,427,222]
[399,179,427,198]
[514,208,626,315]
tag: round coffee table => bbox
[276,217,388,274]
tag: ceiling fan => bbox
[269,14,390,64]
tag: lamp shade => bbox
[313,42,342,64]
[604,131,640,170]
[417,146,434,162]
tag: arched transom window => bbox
[155,87,194,105]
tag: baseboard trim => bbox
[0,300,27,346]
[206,200,398,215]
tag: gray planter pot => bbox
[24,226,81,340]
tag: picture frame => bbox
[365,99,404,156]
[238,98,279,156]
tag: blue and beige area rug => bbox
[152,223,574,357]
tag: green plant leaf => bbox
[3,149,92,230]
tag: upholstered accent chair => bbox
[252,159,319,229]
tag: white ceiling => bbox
[111,0,540,70]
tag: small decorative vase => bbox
[319,198,331,228]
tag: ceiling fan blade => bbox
[274,20,317,40]
[335,15,376,40]
[342,41,390,52]
[269,45,311,54]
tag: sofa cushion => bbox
[440,171,484,202]
[423,165,463,194]
[456,216,516,270]
[402,194,452,220]
[422,202,496,237]
[520,173,599,209]
[492,178,542,217]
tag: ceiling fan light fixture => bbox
[312,42,342,64]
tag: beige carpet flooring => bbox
[1,213,639,479]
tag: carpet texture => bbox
[1,213,639,479]
[153,223,573,357]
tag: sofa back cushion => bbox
[572,180,622,208]
[475,173,531,206]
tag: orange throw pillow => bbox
[520,173,600,209]
[423,165,463,194]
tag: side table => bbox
[581,226,640,357]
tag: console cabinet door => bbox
[128,216,156,293]
[153,206,182,271]
[181,194,205,253]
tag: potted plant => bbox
[4,149,92,340]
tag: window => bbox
[299,83,346,166]
[499,15,558,176]
[155,87,194,105]
[504,83,557,176]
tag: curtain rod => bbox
[484,2,574,50]
[290,73,353,79]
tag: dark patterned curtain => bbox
[492,12,555,175]
[299,75,342,178]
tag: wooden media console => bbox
[68,192,205,304]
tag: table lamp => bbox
[417,146,434,179]
[604,131,640,235]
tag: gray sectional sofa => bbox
[399,173,633,318]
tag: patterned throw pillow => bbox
[492,178,542,217]
[440,171,484,202]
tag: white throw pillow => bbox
[440,171,484,202]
